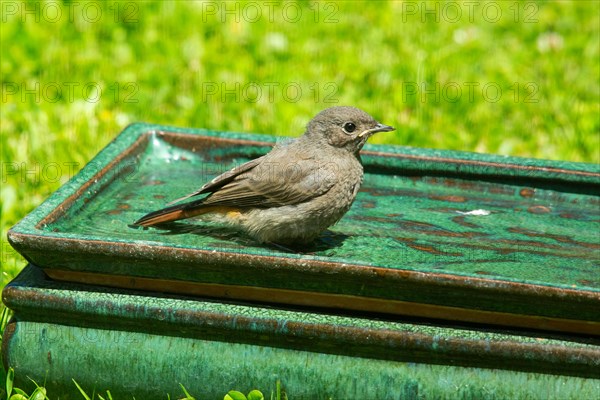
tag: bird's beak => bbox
[358,123,396,138]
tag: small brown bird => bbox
[134,106,395,245]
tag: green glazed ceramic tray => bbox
[7,123,600,335]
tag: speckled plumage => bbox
[134,106,395,244]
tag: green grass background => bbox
[2,0,599,288]
[0,1,599,398]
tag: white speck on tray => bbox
[456,209,491,216]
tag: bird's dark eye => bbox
[342,122,356,133]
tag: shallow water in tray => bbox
[43,134,600,290]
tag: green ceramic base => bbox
[3,266,599,398]
[6,321,600,399]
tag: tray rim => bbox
[7,123,600,288]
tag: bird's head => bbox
[305,106,395,154]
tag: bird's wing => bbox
[166,156,266,205]
[200,155,338,208]
[134,157,338,227]
[134,156,274,227]
[134,141,342,227]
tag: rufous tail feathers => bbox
[133,201,230,227]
